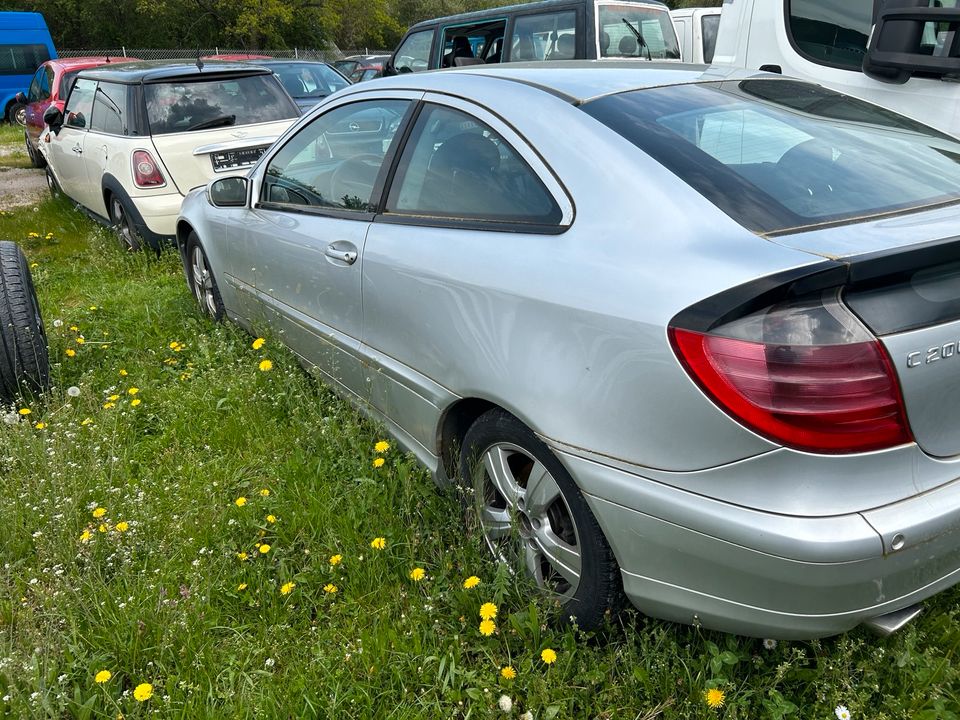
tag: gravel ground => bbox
[0,146,46,210]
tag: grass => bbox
[1,126,960,720]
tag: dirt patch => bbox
[0,166,46,210]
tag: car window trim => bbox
[373,212,570,236]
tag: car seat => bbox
[418,132,502,214]
[619,35,638,55]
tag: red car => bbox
[20,56,139,168]
[201,54,272,61]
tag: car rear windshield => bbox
[267,62,349,99]
[581,79,960,235]
[145,73,298,135]
[598,4,680,60]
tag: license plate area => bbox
[210,145,269,172]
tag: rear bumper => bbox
[558,450,960,639]
[130,192,183,246]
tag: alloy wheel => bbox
[191,245,219,318]
[111,198,138,251]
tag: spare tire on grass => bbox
[0,241,49,402]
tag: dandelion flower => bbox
[498,695,513,713]
[329,554,342,566]
[18,408,31,416]
[259,544,271,554]
[373,457,385,468]
[98,524,108,533]
[102,402,115,409]
[409,567,426,582]
[280,582,296,596]
[34,422,45,430]
[370,537,386,550]
[130,399,141,407]
[374,440,390,453]
[540,648,557,665]
[79,529,92,543]
[75,337,85,345]
[67,386,81,397]
[92,507,106,518]
[259,359,273,372]
[237,552,248,561]
[463,576,480,589]
[127,387,139,396]
[479,619,496,636]
[108,394,119,402]
[479,602,498,621]
[266,514,276,524]
[133,683,153,702]
[65,348,76,357]
[69,325,78,332]
[704,688,725,709]
[500,666,516,680]
[259,488,270,497]
[237,583,247,591]
[89,306,97,311]
[252,337,265,350]
[235,496,247,507]
[835,707,851,720]
[115,521,129,532]
[80,417,93,426]
[763,638,778,650]
[94,670,112,684]
[119,369,128,376]
[323,583,338,594]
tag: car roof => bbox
[75,60,273,84]
[407,0,668,31]
[48,56,139,71]
[355,62,763,105]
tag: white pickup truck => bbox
[671,7,721,64]
[712,0,960,137]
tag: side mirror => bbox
[14,92,27,104]
[864,4,960,84]
[42,105,63,134]
[208,177,248,208]
[383,59,398,77]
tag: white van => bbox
[713,0,960,137]
[670,7,721,64]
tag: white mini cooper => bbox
[43,61,299,251]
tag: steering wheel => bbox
[328,154,382,209]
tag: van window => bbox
[787,0,872,70]
[440,20,506,67]
[701,13,720,64]
[0,44,51,75]
[394,29,434,73]
[64,78,96,129]
[91,82,128,135]
[508,11,578,62]
[598,4,679,60]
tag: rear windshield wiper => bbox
[621,18,653,61]
[187,114,237,131]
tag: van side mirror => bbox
[208,177,248,208]
[383,59,398,77]
[864,4,960,84]
[42,105,63,134]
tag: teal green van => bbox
[0,12,57,125]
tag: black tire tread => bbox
[0,241,49,402]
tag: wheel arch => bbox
[436,397,503,483]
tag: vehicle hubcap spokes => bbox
[475,443,581,600]
[112,201,134,250]
[191,247,216,316]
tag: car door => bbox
[246,92,419,396]
[360,96,574,454]
[83,81,130,218]
[48,77,98,208]
[24,65,50,145]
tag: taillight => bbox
[669,290,912,453]
[132,150,165,187]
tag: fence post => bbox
[295,47,299,58]
[122,46,127,57]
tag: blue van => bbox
[0,12,56,125]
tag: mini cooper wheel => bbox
[186,232,224,321]
[460,409,623,630]
[109,196,142,252]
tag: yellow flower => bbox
[130,398,141,407]
[541,648,557,665]
[329,554,342,566]
[234,496,247,507]
[370,537,386,550]
[280,581,296,596]
[69,325,78,332]
[76,337,85,345]
[258,359,273,372]
[479,602,498,621]
[266,514,276,524]
[92,507,106,518]
[704,688,725,709]
[34,422,45,430]
[102,402,115,409]
[479,619,496,636]
[98,523,108,533]
[94,669,112,684]
[372,457,385,468]
[108,394,119,402]
[463,576,480,589]
[168,341,179,350]
[89,306,97,311]
[409,567,426,582]
[259,544,271,554]
[18,408,31,416]
[237,552,248,561]
[127,387,139,396]
[79,529,92,543]
[259,488,270,497]
[80,418,93,426]
[65,349,76,357]
[28,231,39,238]
[133,682,153,702]
[374,440,390,453]
[252,337,265,350]
[500,666,516,680]
[115,521,129,532]
[237,583,247,591]
[323,583,338,594]
[119,369,128,376]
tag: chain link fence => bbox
[58,48,390,62]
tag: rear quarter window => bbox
[145,74,297,135]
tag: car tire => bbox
[186,232,224,321]
[24,132,46,169]
[0,241,49,402]
[45,167,61,198]
[459,408,623,630]
[108,195,142,252]
[8,103,26,127]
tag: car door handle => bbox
[71,144,83,154]
[324,245,357,265]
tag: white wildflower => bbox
[66,386,80,397]
[835,706,851,720]
[498,695,513,713]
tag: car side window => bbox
[508,11,578,62]
[385,103,562,225]
[64,78,97,129]
[261,99,410,212]
[27,68,43,102]
[393,30,433,72]
[787,0,872,71]
[90,81,128,135]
